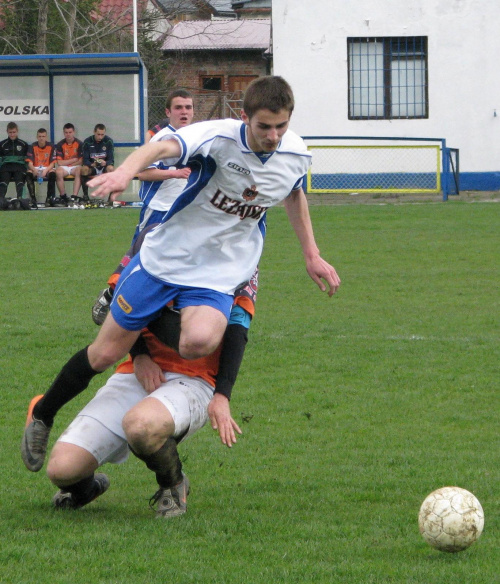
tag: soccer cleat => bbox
[50,197,67,207]
[149,473,190,518]
[91,287,113,325]
[60,194,70,206]
[21,395,51,472]
[53,473,110,510]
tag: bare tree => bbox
[36,0,50,54]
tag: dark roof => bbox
[161,18,270,50]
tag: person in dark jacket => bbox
[0,122,29,209]
[79,123,115,201]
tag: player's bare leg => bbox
[48,443,109,510]
[179,305,227,360]
[21,315,140,472]
[124,399,189,518]
[87,313,141,371]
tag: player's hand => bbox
[133,354,166,394]
[88,167,132,200]
[172,168,191,179]
[305,255,341,297]
[208,393,242,448]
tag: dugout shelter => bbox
[0,52,147,171]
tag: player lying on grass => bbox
[41,278,256,517]
[22,76,340,474]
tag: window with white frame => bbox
[348,37,428,120]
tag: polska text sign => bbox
[0,101,50,121]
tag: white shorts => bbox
[56,371,213,465]
[59,165,79,176]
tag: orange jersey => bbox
[116,330,222,387]
[27,142,55,167]
[55,138,82,162]
[115,294,255,386]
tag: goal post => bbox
[303,136,453,200]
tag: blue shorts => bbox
[110,254,233,331]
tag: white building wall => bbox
[272,0,500,182]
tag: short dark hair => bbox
[165,89,193,110]
[63,123,75,131]
[7,122,18,131]
[243,76,295,119]
[37,128,47,134]
[94,123,106,132]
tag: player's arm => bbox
[129,334,166,394]
[82,143,92,167]
[26,154,35,173]
[283,186,341,297]
[136,167,191,182]
[45,155,55,173]
[208,313,249,448]
[106,140,115,166]
[88,139,182,199]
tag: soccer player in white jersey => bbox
[22,76,341,473]
[91,89,194,325]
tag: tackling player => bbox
[42,275,256,517]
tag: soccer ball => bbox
[418,486,484,552]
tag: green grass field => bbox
[1,202,498,583]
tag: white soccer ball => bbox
[418,486,484,552]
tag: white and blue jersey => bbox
[139,118,311,295]
[132,125,188,243]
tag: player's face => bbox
[166,97,194,130]
[37,132,48,146]
[94,128,106,142]
[242,108,291,153]
[7,127,18,140]
[64,127,75,143]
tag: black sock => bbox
[131,438,183,489]
[33,347,99,426]
[81,176,89,199]
[147,307,181,352]
[62,474,96,504]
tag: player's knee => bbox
[88,344,125,372]
[123,407,170,455]
[179,334,220,360]
[122,410,153,453]
[47,454,80,486]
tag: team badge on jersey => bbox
[242,185,259,201]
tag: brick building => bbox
[160,17,271,120]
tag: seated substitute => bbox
[0,122,30,210]
[39,279,255,517]
[54,123,83,206]
[79,123,115,203]
[25,128,56,209]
